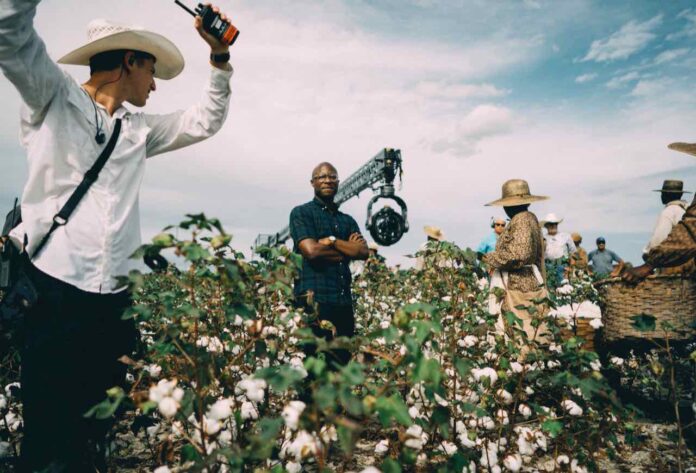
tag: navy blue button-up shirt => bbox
[289,197,361,306]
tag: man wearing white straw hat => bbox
[0,1,234,470]
[624,142,696,283]
[541,213,576,285]
[483,179,549,343]
[415,225,447,270]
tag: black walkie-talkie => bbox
[175,1,240,46]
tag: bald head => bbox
[311,162,339,200]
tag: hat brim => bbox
[668,142,696,157]
[57,30,184,80]
[485,195,549,207]
[652,189,692,193]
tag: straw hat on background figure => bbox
[58,18,185,79]
[668,142,696,157]
[423,225,444,241]
[485,179,548,207]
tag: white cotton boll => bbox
[320,425,337,443]
[503,453,522,472]
[4,382,19,397]
[589,318,603,329]
[562,400,583,416]
[496,409,509,425]
[571,459,589,473]
[463,335,478,348]
[208,398,233,421]
[409,406,422,419]
[534,431,548,451]
[375,439,389,454]
[379,320,390,329]
[510,362,523,373]
[590,359,602,371]
[610,356,624,367]
[525,386,534,395]
[496,389,513,405]
[480,441,499,468]
[462,461,477,473]
[287,430,318,460]
[0,394,6,410]
[518,404,532,419]
[149,379,177,403]
[556,455,570,465]
[146,424,161,438]
[484,352,498,362]
[556,284,573,295]
[282,401,306,430]
[285,461,302,473]
[240,401,258,420]
[126,373,135,383]
[438,441,458,456]
[153,466,171,473]
[232,315,244,326]
[541,459,556,471]
[158,397,178,419]
[476,416,495,430]
[472,367,498,385]
[546,360,561,369]
[4,411,20,432]
[289,357,308,378]
[404,424,427,450]
[360,468,382,473]
[172,388,184,403]
[147,364,162,378]
[203,416,222,436]
[231,345,241,356]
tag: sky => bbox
[1,0,696,268]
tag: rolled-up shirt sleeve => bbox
[0,0,68,128]
[144,65,233,157]
[645,198,696,268]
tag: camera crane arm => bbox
[253,148,407,250]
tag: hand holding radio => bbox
[175,1,239,53]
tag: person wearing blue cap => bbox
[588,237,624,278]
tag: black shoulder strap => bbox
[31,119,122,259]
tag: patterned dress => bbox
[483,211,546,291]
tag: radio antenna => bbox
[174,0,197,17]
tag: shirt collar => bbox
[313,196,339,213]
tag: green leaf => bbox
[542,419,563,438]
[381,458,402,473]
[414,357,442,385]
[181,444,201,462]
[340,361,365,386]
[454,358,473,378]
[630,314,656,332]
[375,395,413,427]
[254,365,305,392]
[83,387,125,420]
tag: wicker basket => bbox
[595,275,696,342]
[560,318,597,351]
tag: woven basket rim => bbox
[593,273,695,289]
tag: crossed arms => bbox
[298,233,368,264]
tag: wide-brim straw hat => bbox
[423,225,444,241]
[58,19,184,80]
[571,232,582,243]
[542,213,563,225]
[485,179,549,207]
[668,142,696,157]
[652,179,692,194]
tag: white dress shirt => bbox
[544,232,576,261]
[643,200,687,255]
[1,1,232,293]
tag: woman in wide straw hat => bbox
[483,179,550,344]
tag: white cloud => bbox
[666,9,696,41]
[574,73,597,83]
[630,78,671,97]
[581,14,663,63]
[428,104,514,158]
[413,81,508,100]
[605,71,641,89]
[653,48,690,65]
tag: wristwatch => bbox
[210,51,231,63]
[328,236,337,246]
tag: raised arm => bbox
[144,5,233,157]
[0,0,69,128]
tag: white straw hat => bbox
[542,213,563,224]
[58,19,184,80]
